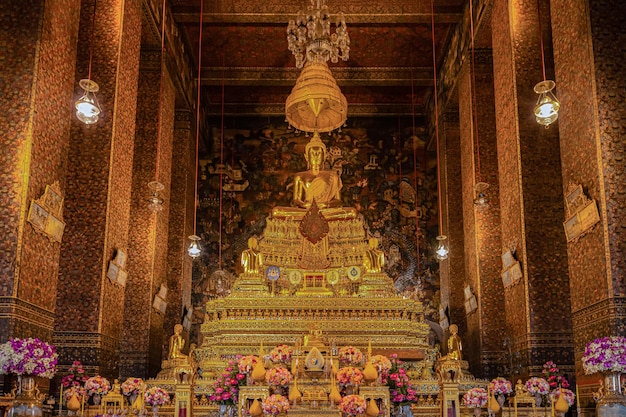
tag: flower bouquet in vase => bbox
[582,336,626,416]
[262,394,289,416]
[121,378,145,406]
[463,388,488,416]
[144,386,170,417]
[266,366,292,393]
[85,375,111,405]
[0,338,58,417]
[210,359,246,405]
[525,377,549,407]
[269,345,293,365]
[339,395,367,416]
[489,378,512,407]
[238,355,259,384]
[338,346,363,366]
[337,367,364,394]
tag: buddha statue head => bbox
[304,132,327,172]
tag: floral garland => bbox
[210,358,246,405]
[61,360,89,388]
[338,346,363,365]
[549,388,575,407]
[269,345,293,364]
[121,377,145,396]
[265,366,292,386]
[542,361,570,389]
[262,394,289,415]
[489,377,513,396]
[339,395,367,416]
[384,354,418,405]
[371,355,392,374]
[336,367,364,387]
[0,338,58,378]
[462,388,488,408]
[85,375,111,396]
[525,377,550,396]
[237,355,259,374]
[144,386,170,406]
[582,336,626,374]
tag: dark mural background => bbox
[191,116,442,327]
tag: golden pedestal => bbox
[359,386,391,417]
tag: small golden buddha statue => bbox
[241,236,263,274]
[169,324,188,360]
[363,237,385,273]
[444,324,462,360]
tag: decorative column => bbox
[458,50,505,378]
[162,109,196,359]
[0,0,80,349]
[550,0,626,409]
[119,47,175,378]
[439,112,467,350]
[491,0,573,376]
[54,0,142,377]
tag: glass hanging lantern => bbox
[473,182,490,207]
[187,235,202,259]
[533,80,560,128]
[75,79,102,125]
[147,181,165,212]
[435,235,449,261]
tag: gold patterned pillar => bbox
[54,0,142,377]
[458,50,505,378]
[491,0,573,376]
[119,47,175,378]
[550,0,626,409]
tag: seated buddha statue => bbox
[272,131,356,220]
[363,237,385,274]
[241,237,263,274]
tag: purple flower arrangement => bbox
[0,338,58,378]
[525,377,550,396]
[121,377,145,396]
[582,336,626,374]
[489,377,513,396]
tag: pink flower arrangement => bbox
[336,367,364,387]
[339,395,367,416]
[383,355,417,405]
[338,346,363,365]
[582,336,626,374]
[462,388,488,408]
[121,378,145,396]
[525,377,550,396]
[238,355,259,374]
[489,377,513,396]
[210,358,246,404]
[262,394,289,415]
[269,345,293,364]
[144,386,170,406]
[265,366,292,386]
[371,355,392,374]
[549,388,575,407]
[64,385,87,402]
[542,361,570,389]
[85,375,111,396]
[62,361,89,388]
[0,338,58,378]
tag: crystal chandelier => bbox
[287,0,350,69]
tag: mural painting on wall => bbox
[191,118,441,323]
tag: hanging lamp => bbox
[147,0,168,212]
[187,0,204,259]
[75,0,102,124]
[533,0,560,127]
[431,0,448,262]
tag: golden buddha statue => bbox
[444,324,462,360]
[169,324,188,359]
[363,237,385,273]
[272,132,355,220]
[241,237,263,274]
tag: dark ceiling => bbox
[169,0,465,121]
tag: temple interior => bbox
[1,0,625,416]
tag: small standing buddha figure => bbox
[363,237,385,274]
[241,236,263,274]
